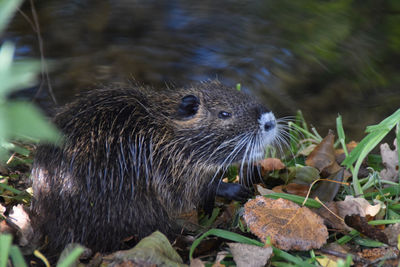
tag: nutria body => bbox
[31,81,278,253]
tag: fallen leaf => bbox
[297,144,317,157]
[228,243,273,267]
[359,247,399,264]
[310,168,344,202]
[344,215,388,244]
[0,203,5,215]
[176,209,200,232]
[291,165,320,184]
[103,231,187,267]
[315,256,339,267]
[190,236,222,260]
[305,130,341,176]
[190,258,205,267]
[259,158,285,174]
[317,196,381,231]
[214,251,229,266]
[316,202,349,231]
[211,260,225,267]
[380,139,399,182]
[255,184,274,196]
[7,204,34,246]
[0,220,14,234]
[339,196,381,217]
[318,242,352,264]
[383,223,400,247]
[272,183,309,197]
[335,141,358,157]
[243,196,328,251]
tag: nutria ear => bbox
[177,95,200,118]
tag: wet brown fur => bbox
[30,81,273,253]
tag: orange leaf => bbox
[259,158,285,174]
[244,196,328,251]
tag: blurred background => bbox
[3,0,400,140]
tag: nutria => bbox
[30,80,278,253]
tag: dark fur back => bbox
[31,81,276,253]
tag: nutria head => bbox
[152,81,278,169]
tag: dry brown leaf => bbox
[335,141,358,156]
[380,139,399,182]
[190,258,205,267]
[316,196,381,231]
[259,158,285,174]
[7,204,34,246]
[305,130,341,176]
[243,196,328,251]
[316,202,349,231]
[270,184,309,197]
[338,196,381,217]
[359,247,399,264]
[280,183,309,197]
[0,203,5,217]
[310,168,345,202]
[318,242,351,262]
[228,243,273,267]
[344,214,388,244]
[0,220,14,234]
[383,223,400,247]
[297,144,317,157]
[211,261,225,267]
[255,184,274,196]
[214,251,229,266]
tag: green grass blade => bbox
[272,248,316,267]
[336,114,348,156]
[189,229,262,259]
[0,182,23,194]
[9,246,27,267]
[189,229,315,266]
[0,234,12,267]
[56,246,85,267]
[342,109,400,180]
[341,111,399,196]
[263,192,322,208]
[366,108,400,132]
[0,0,24,34]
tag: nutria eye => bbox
[218,111,231,119]
[178,95,200,118]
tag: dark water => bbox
[4,0,400,140]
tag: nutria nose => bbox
[259,112,276,132]
[264,120,276,131]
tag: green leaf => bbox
[353,236,384,247]
[0,49,40,96]
[5,101,60,143]
[0,182,23,194]
[189,229,263,260]
[56,246,85,267]
[263,192,322,208]
[103,231,184,267]
[9,246,28,267]
[0,234,12,267]
[342,108,400,195]
[189,229,315,267]
[0,0,24,33]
